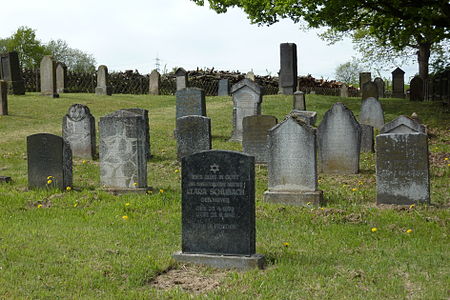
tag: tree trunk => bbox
[417,42,431,100]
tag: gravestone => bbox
[242,115,277,164]
[376,133,430,205]
[27,133,72,190]
[62,104,96,159]
[362,81,379,100]
[279,43,298,95]
[340,83,348,98]
[176,88,206,119]
[173,150,265,270]
[56,62,67,94]
[149,69,160,95]
[218,79,230,96]
[410,76,424,101]
[95,65,112,95]
[360,97,384,129]
[264,116,324,206]
[245,71,255,81]
[380,115,426,134]
[360,124,374,153]
[0,80,7,115]
[99,110,147,191]
[293,91,306,110]
[318,103,361,174]
[230,79,262,142]
[176,116,211,160]
[175,67,188,90]
[289,110,317,126]
[374,77,385,98]
[121,108,152,160]
[359,72,371,91]
[0,52,25,95]
[392,67,405,98]
[40,56,59,98]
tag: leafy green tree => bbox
[46,39,96,72]
[335,59,362,85]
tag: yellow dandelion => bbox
[73,203,78,207]
[37,204,43,208]
[358,181,363,185]
[47,179,53,184]
[320,207,325,210]
[133,182,138,186]
[159,189,164,193]
[371,227,378,233]
[444,157,448,161]
[448,163,450,167]
[175,169,180,173]
[122,215,129,220]
[66,186,72,191]
[351,188,358,192]
[406,229,413,234]
[283,242,289,247]
[409,204,415,209]
[125,202,130,207]
[82,160,87,164]
[47,175,53,179]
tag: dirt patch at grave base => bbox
[149,265,227,294]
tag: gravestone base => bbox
[392,92,405,99]
[280,87,295,95]
[104,187,153,196]
[95,86,112,96]
[172,252,265,270]
[41,92,59,98]
[263,190,324,206]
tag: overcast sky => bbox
[2,0,418,81]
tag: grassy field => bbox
[0,92,449,299]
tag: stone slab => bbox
[172,252,265,270]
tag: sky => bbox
[2,0,418,81]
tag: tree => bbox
[46,39,96,72]
[335,59,362,85]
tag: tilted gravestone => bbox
[340,83,349,98]
[230,79,262,142]
[293,91,306,110]
[0,51,25,95]
[175,67,188,90]
[0,81,7,115]
[374,77,385,98]
[173,150,265,270]
[176,115,211,160]
[40,56,59,98]
[359,72,371,91]
[218,79,230,96]
[360,97,384,129]
[360,124,374,153]
[410,76,424,101]
[176,88,206,119]
[289,110,317,126]
[242,115,277,164]
[95,65,112,96]
[27,133,72,190]
[149,69,160,95]
[392,67,405,98]
[279,43,298,95]
[318,103,361,174]
[380,115,426,134]
[62,104,96,159]
[56,62,67,94]
[362,81,379,100]
[121,108,152,160]
[376,133,430,205]
[264,116,324,206]
[99,110,147,191]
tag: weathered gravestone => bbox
[410,76,424,101]
[176,87,206,119]
[0,80,7,115]
[40,56,59,98]
[264,116,324,206]
[360,97,384,129]
[62,104,96,159]
[0,51,25,95]
[279,43,298,95]
[362,81,379,100]
[56,62,67,94]
[245,71,255,81]
[173,150,265,270]
[293,91,306,110]
[149,69,160,95]
[242,115,277,164]
[27,133,72,190]
[218,79,230,96]
[340,83,349,98]
[95,65,112,96]
[380,115,426,134]
[230,79,262,142]
[175,67,188,90]
[99,110,147,192]
[318,103,361,174]
[376,133,430,205]
[392,67,405,98]
[359,72,371,91]
[374,77,385,98]
[176,115,211,160]
[289,110,317,126]
[121,108,152,160]
[360,124,374,153]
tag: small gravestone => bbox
[0,52,25,95]
[264,116,324,206]
[95,65,112,96]
[245,71,255,81]
[230,79,262,142]
[40,56,59,98]
[362,81,379,100]
[360,124,374,153]
[242,115,277,164]
[410,76,424,101]
[218,79,230,96]
[175,67,188,90]
[374,77,385,98]
[99,110,147,192]
[27,133,72,190]
[56,62,67,94]
[176,88,206,119]
[376,133,430,205]
[176,116,211,160]
[340,84,348,98]
[360,97,384,129]
[279,43,298,95]
[392,67,405,98]
[380,115,426,134]
[173,150,264,270]
[0,80,7,115]
[293,91,306,110]
[318,103,361,174]
[121,108,152,160]
[289,110,317,126]
[359,72,371,91]
[149,69,160,95]
[62,104,96,159]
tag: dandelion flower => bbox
[444,157,448,161]
[283,242,289,247]
[133,182,138,186]
[47,175,53,179]
[47,179,53,184]
[125,202,130,207]
[406,229,413,234]
[352,188,358,192]
[448,163,450,167]
[122,216,129,220]
[371,227,378,233]
[358,181,363,185]
[159,189,164,193]
[73,203,78,207]
[66,186,72,191]
[37,204,43,208]
[409,204,415,209]
[82,160,87,164]
[175,169,180,173]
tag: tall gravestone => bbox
[264,116,324,206]
[176,88,206,119]
[218,79,230,96]
[173,150,265,270]
[359,72,371,91]
[318,103,361,174]
[99,110,147,191]
[149,69,160,95]
[289,110,317,126]
[56,62,67,94]
[376,133,430,205]
[27,133,72,190]
[410,76,424,101]
[362,81,379,100]
[360,97,384,129]
[374,77,385,98]
[40,56,59,98]
[0,52,25,95]
[95,65,112,96]
[0,81,7,115]
[392,67,405,98]
[176,116,211,160]
[279,43,298,95]
[340,83,349,98]
[360,124,374,153]
[293,91,306,110]
[121,108,152,160]
[62,104,96,159]
[230,79,262,142]
[380,115,426,134]
[175,67,188,90]
[242,115,277,164]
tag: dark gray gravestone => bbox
[289,110,317,126]
[410,76,424,101]
[27,133,72,190]
[62,104,96,159]
[376,133,430,205]
[175,67,188,90]
[40,56,59,98]
[176,116,211,160]
[121,108,152,160]
[149,69,160,95]
[374,77,385,98]
[56,62,67,94]
[293,91,306,110]
[0,80,7,115]
[218,79,230,96]
[176,88,206,119]
[0,52,25,95]
[95,65,112,96]
[173,150,264,270]
[99,110,147,191]
[360,97,384,129]
[242,115,277,164]
[392,67,405,98]
[340,84,348,98]
[360,124,374,153]
[362,81,379,100]
[318,103,361,174]
[279,43,298,95]
[230,79,262,142]
[380,115,426,134]
[359,72,371,91]
[264,116,324,206]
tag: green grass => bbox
[0,93,449,299]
